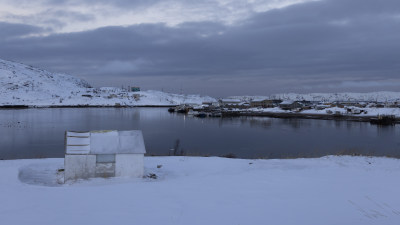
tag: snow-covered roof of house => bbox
[99,87,120,90]
[280,100,294,105]
[202,100,218,103]
[251,98,269,102]
[220,99,242,103]
[66,130,146,155]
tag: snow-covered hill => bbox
[0,59,214,106]
[2,58,399,107]
[0,59,91,103]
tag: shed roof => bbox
[66,130,146,155]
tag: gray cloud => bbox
[42,0,160,7]
[0,22,46,40]
[1,0,400,96]
[3,8,96,31]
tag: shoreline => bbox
[3,153,399,161]
[1,104,398,124]
[0,104,177,109]
[221,111,400,123]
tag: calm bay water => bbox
[0,107,399,159]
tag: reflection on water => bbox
[0,108,399,160]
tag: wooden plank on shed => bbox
[66,137,91,146]
[66,131,90,154]
[66,131,90,137]
[66,145,91,154]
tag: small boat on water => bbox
[177,108,188,113]
[210,112,222,117]
[187,109,199,116]
[196,112,207,118]
[370,115,396,125]
[168,107,175,113]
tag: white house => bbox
[64,130,146,182]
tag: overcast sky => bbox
[1,0,400,97]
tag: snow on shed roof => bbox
[66,130,146,155]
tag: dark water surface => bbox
[0,108,399,159]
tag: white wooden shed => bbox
[64,130,146,182]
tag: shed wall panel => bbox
[66,145,90,154]
[115,154,144,177]
[64,155,96,181]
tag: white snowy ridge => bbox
[0,59,215,106]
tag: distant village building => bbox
[219,99,248,108]
[250,99,282,108]
[99,87,119,93]
[315,105,330,110]
[202,101,219,107]
[64,130,146,182]
[375,103,385,108]
[107,94,118,99]
[130,86,141,92]
[385,102,399,108]
[339,101,361,107]
[296,100,313,107]
[356,102,368,108]
[279,101,303,110]
[332,102,345,108]
[346,107,363,114]
[202,101,220,110]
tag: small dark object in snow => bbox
[157,165,162,168]
[147,173,157,179]
[58,168,64,172]
[249,162,253,165]
[222,153,236,158]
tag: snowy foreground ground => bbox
[2,156,400,225]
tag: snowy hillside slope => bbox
[0,59,91,103]
[0,59,214,106]
[230,92,400,103]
